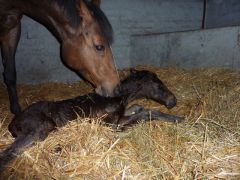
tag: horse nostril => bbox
[113,85,121,96]
[98,86,109,97]
[166,96,177,109]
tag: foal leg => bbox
[0,14,22,114]
[105,105,144,129]
[118,108,184,129]
[0,134,36,172]
[123,104,144,116]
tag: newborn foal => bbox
[0,70,183,170]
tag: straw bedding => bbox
[0,66,239,179]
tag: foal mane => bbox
[56,0,113,44]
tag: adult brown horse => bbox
[0,0,119,115]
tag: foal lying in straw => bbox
[0,69,184,171]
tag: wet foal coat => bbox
[0,70,184,171]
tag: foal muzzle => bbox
[165,96,177,109]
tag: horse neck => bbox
[14,0,71,42]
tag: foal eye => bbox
[95,45,105,52]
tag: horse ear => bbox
[78,0,93,23]
[91,0,101,7]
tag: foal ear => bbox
[130,68,137,74]
[91,0,101,7]
[78,0,93,23]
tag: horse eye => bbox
[95,45,105,51]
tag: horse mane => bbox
[56,0,113,44]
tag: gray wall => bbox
[130,27,240,69]
[105,0,203,68]
[1,0,240,84]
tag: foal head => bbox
[59,0,119,96]
[115,69,177,109]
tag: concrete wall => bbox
[130,27,240,69]
[104,0,203,68]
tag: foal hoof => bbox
[174,116,185,123]
[111,124,125,132]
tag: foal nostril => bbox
[166,96,177,109]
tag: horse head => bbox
[60,0,119,97]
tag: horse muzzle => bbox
[95,85,114,97]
